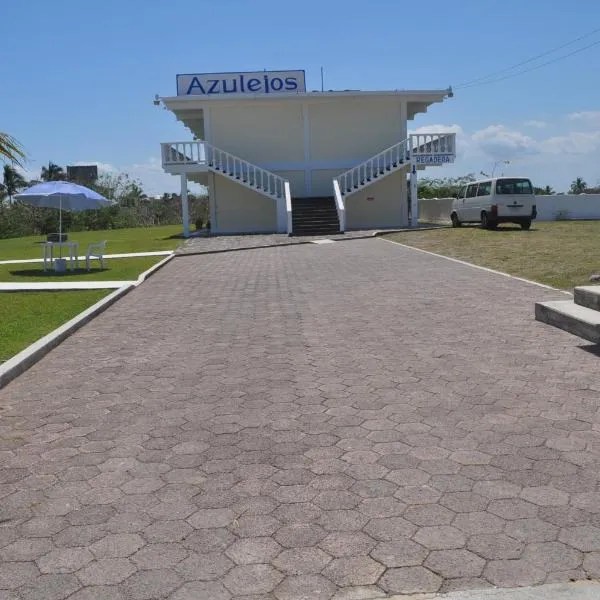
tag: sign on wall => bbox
[414,155,455,165]
[177,70,306,96]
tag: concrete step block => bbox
[574,286,600,312]
[535,300,600,344]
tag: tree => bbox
[40,162,66,182]
[0,132,26,167]
[533,185,555,195]
[0,165,27,204]
[419,174,477,199]
[569,177,588,194]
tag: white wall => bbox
[419,194,600,222]
[212,174,277,233]
[535,194,600,220]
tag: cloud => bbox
[568,111,600,123]
[471,125,538,158]
[524,120,546,128]
[539,131,600,155]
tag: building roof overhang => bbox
[159,88,452,111]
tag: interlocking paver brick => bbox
[273,547,332,574]
[274,574,337,600]
[2,237,600,597]
[319,531,376,557]
[424,549,485,578]
[467,533,524,559]
[379,566,442,594]
[223,564,283,595]
[175,551,233,580]
[322,556,384,586]
[413,525,467,550]
[483,559,546,587]
[559,525,600,551]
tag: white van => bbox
[450,177,537,230]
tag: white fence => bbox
[419,194,600,223]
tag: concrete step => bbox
[535,300,600,344]
[574,285,600,312]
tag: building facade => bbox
[158,70,456,236]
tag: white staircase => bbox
[332,133,456,231]
[161,141,289,203]
[334,139,411,198]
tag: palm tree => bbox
[0,165,27,204]
[41,162,66,182]
[0,132,26,167]
[569,177,588,194]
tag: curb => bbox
[174,227,445,257]
[379,237,573,295]
[0,253,176,390]
[0,285,133,389]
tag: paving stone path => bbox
[1,237,600,599]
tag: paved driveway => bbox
[1,238,599,600]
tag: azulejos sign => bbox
[177,70,306,96]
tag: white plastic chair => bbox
[86,241,107,271]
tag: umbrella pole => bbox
[59,195,62,259]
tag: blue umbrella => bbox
[15,182,115,256]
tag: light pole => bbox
[491,160,510,178]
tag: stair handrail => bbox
[284,181,292,234]
[333,179,346,233]
[334,138,410,197]
[162,140,288,199]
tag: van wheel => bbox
[521,220,532,230]
[451,213,461,228]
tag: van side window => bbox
[477,181,492,196]
[466,184,478,198]
[457,186,467,199]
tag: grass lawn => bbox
[0,225,183,261]
[0,290,109,363]
[385,221,600,290]
[0,256,162,283]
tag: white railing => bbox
[334,138,409,196]
[410,133,456,166]
[333,179,346,233]
[284,181,293,234]
[161,141,288,200]
[333,133,457,198]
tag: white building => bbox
[158,70,456,236]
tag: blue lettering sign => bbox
[414,154,454,165]
[247,78,261,92]
[222,79,238,93]
[186,77,206,95]
[270,77,284,91]
[177,70,306,96]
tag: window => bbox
[466,184,478,198]
[457,186,467,199]
[496,178,533,195]
[477,181,492,196]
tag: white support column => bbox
[209,171,217,234]
[276,197,287,233]
[180,172,190,238]
[302,103,311,196]
[410,164,418,227]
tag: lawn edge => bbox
[0,285,134,389]
[379,236,574,295]
[0,253,176,390]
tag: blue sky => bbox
[2,0,600,194]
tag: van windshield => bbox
[495,179,533,195]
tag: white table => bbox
[42,242,79,272]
